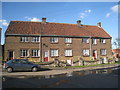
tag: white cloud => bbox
[106,13,110,18]
[0,19,8,26]
[111,5,120,13]
[24,16,40,22]
[78,9,91,19]
[85,9,91,13]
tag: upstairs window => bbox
[100,39,106,44]
[20,49,29,57]
[20,37,29,42]
[92,39,97,44]
[65,50,72,56]
[32,37,40,42]
[50,37,58,43]
[83,49,89,56]
[100,49,106,55]
[50,49,58,57]
[64,38,72,43]
[82,38,89,43]
[32,49,40,57]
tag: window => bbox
[50,49,58,57]
[100,49,106,55]
[82,38,89,43]
[32,50,40,57]
[65,50,72,56]
[50,37,58,43]
[20,49,29,57]
[32,37,40,42]
[64,38,72,43]
[83,49,89,56]
[92,39,97,44]
[20,37,29,42]
[100,39,106,43]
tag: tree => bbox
[113,38,120,49]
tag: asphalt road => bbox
[2,64,120,88]
[2,69,119,88]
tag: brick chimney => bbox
[77,20,81,26]
[97,22,101,28]
[42,18,46,24]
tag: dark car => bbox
[3,59,40,73]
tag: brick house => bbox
[4,18,112,62]
[112,49,120,58]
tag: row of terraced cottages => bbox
[4,18,112,62]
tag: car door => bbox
[20,60,32,71]
[12,59,22,71]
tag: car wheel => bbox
[7,67,13,73]
[32,67,38,72]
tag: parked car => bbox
[2,61,6,66]
[3,59,40,73]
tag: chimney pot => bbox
[42,18,46,24]
[77,20,81,26]
[97,22,101,27]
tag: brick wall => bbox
[4,35,112,62]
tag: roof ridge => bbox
[10,21,98,27]
[11,21,41,23]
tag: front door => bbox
[93,50,97,59]
[8,51,14,60]
[44,51,49,62]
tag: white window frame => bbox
[20,49,29,57]
[32,49,40,57]
[50,49,58,57]
[20,37,29,42]
[82,38,89,43]
[64,38,72,43]
[83,49,90,56]
[31,37,40,42]
[100,39,106,44]
[65,50,72,56]
[50,37,58,43]
[100,49,106,55]
[92,39,97,44]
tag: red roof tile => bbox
[5,21,111,38]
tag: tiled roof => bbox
[5,21,111,38]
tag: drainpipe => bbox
[40,24,42,62]
[90,36,92,60]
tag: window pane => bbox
[92,39,97,44]
[65,38,72,43]
[100,49,106,55]
[20,37,29,42]
[20,49,28,57]
[32,50,40,57]
[50,50,58,56]
[65,50,72,56]
[32,37,40,42]
[83,49,89,56]
[82,38,89,43]
[50,37,58,43]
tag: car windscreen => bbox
[6,60,13,64]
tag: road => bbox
[2,64,120,88]
[2,64,119,76]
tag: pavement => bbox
[2,64,120,77]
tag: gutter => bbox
[5,34,112,39]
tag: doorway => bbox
[93,50,97,59]
[8,51,14,60]
[44,51,49,62]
